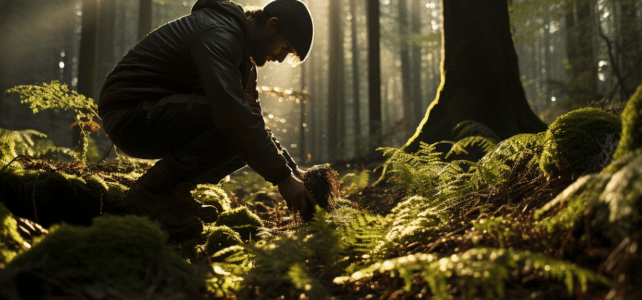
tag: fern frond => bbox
[337,248,610,300]
[453,120,501,142]
[447,136,498,159]
[0,127,47,159]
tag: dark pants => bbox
[103,93,246,184]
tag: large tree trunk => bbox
[327,0,345,159]
[367,0,382,147]
[402,0,547,153]
[565,0,599,100]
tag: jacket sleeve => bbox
[189,27,291,185]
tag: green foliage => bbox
[221,170,277,196]
[384,195,449,251]
[540,108,622,177]
[337,247,609,300]
[204,225,243,255]
[193,183,232,214]
[6,81,101,163]
[473,216,516,248]
[0,202,28,267]
[215,206,263,240]
[453,120,501,142]
[476,132,545,186]
[339,170,370,194]
[446,136,498,160]
[0,127,48,160]
[7,215,200,293]
[535,149,642,240]
[613,84,642,160]
[242,208,344,300]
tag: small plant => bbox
[6,81,101,163]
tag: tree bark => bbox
[138,0,153,41]
[75,0,98,148]
[565,0,599,100]
[367,0,382,147]
[618,0,642,98]
[327,0,345,159]
[398,0,412,137]
[350,0,363,157]
[402,0,547,153]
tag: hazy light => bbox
[59,62,65,69]
[71,77,78,86]
[599,74,606,81]
[268,114,274,118]
[551,96,557,102]
[290,144,298,148]
[60,51,66,57]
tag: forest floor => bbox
[1,149,640,300]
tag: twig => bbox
[0,155,30,173]
[87,143,114,169]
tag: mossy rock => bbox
[7,214,197,293]
[193,184,232,214]
[204,225,243,255]
[215,207,263,240]
[613,84,642,160]
[0,202,28,267]
[539,107,621,177]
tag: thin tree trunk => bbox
[618,0,642,98]
[327,0,345,160]
[565,0,599,100]
[350,0,362,157]
[367,0,382,147]
[398,0,412,137]
[75,0,98,149]
[138,0,153,41]
[410,0,423,124]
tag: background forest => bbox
[1,0,640,167]
[1,0,642,299]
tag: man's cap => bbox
[263,0,314,62]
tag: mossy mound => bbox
[0,202,27,267]
[539,107,621,177]
[215,207,263,240]
[613,84,642,160]
[7,214,197,293]
[193,184,232,214]
[536,148,642,241]
[204,225,243,255]
[0,162,129,227]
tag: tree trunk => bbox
[97,0,117,92]
[565,0,599,100]
[410,0,423,125]
[618,0,642,98]
[75,0,98,149]
[350,0,363,157]
[327,0,345,159]
[398,0,412,137]
[367,0,382,147]
[138,0,153,41]
[402,0,547,153]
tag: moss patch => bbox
[7,214,197,293]
[193,184,232,214]
[539,107,621,177]
[613,84,642,160]
[0,202,27,267]
[205,225,243,255]
[215,207,263,240]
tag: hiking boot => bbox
[174,182,219,223]
[124,160,203,239]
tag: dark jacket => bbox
[99,0,291,184]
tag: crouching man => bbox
[98,0,316,239]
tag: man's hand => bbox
[278,173,317,217]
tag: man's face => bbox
[252,32,297,67]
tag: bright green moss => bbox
[0,202,27,267]
[613,84,642,160]
[540,107,621,177]
[193,184,232,214]
[7,214,196,293]
[204,225,243,255]
[215,207,263,240]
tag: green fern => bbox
[446,136,498,159]
[453,120,501,141]
[0,127,47,160]
[339,170,370,194]
[6,81,101,163]
[337,247,610,300]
